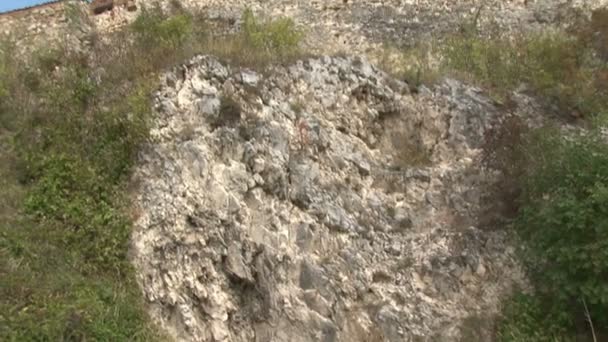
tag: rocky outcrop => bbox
[131,55,526,341]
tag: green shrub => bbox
[242,8,303,57]
[515,129,608,323]
[201,8,304,68]
[448,10,608,340]
[130,4,194,71]
[126,6,304,72]
[132,6,193,50]
[494,127,608,341]
[498,293,574,342]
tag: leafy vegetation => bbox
[442,8,608,341]
[0,3,304,341]
[241,8,303,58]
[498,292,574,342]
[378,6,608,341]
[0,27,160,342]
[496,128,608,341]
[204,8,305,68]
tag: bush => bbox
[130,4,194,72]
[125,6,304,72]
[201,8,305,68]
[441,9,608,340]
[132,6,193,50]
[242,8,303,57]
[493,127,608,341]
[498,293,573,342]
[377,7,608,116]
[516,129,608,322]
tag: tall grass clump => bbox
[204,8,305,68]
[241,8,303,58]
[442,13,608,119]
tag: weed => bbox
[130,4,194,72]
[290,101,305,116]
[64,1,90,30]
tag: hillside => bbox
[1,0,608,341]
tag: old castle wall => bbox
[0,1,72,39]
[0,0,149,54]
[0,0,204,40]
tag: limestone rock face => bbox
[131,55,525,342]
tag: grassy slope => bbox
[0,4,303,341]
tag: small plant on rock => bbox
[242,8,303,57]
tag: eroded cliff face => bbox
[131,55,527,342]
[4,0,605,58]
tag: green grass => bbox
[0,3,305,340]
[0,40,159,340]
[442,29,608,117]
[380,8,608,121]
